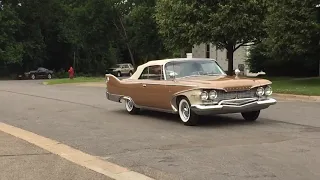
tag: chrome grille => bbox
[217,89,257,101]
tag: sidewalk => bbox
[0,131,113,180]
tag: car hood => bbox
[175,75,271,91]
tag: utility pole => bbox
[73,51,76,74]
[316,4,320,76]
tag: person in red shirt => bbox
[68,66,74,79]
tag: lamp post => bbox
[316,4,320,76]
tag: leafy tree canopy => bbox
[155,0,267,75]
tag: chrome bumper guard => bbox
[191,98,277,115]
[106,91,122,102]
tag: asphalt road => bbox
[0,80,320,180]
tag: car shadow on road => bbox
[116,109,266,128]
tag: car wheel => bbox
[47,74,52,79]
[129,71,133,76]
[178,98,199,126]
[241,110,260,121]
[117,71,121,77]
[31,74,36,80]
[125,98,140,114]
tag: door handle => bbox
[142,84,146,87]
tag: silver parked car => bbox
[106,63,135,77]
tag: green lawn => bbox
[44,77,105,85]
[44,76,320,96]
[266,77,320,96]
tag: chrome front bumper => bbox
[190,98,277,115]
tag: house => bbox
[191,43,251,73]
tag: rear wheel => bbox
[178,98,199,126]
[31,74,36,80]
[129,71,133,76]
[117,71,121,77]
[241,110,260,121]
[47,74,52,79]
[125,98,140,114]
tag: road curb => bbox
[273,93,320,102]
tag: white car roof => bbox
[129,58,217,79]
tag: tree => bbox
[0,2,23,65]
[264,0,320,61]
[155,0,267,75]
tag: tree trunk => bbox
[126,43,135,68]
[226,44,234,76]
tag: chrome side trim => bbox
[107,93,177,114]
[120,96,177,114]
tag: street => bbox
[0,80,320,180]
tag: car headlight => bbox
[209,90,217,100]
[256,87,264,97]
[265,85,272,96]
[200,91,208,100]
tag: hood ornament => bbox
[234,69,240,78]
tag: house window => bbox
[206,44,210,58]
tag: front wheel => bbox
[125,98,140,115]
[117,71,121,77]
[178,98,199,126]
[241,110,260,121]
[47,74,52,79]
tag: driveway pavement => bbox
[0,80,319,180]
[0,131,112,180]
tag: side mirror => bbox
[235,69,241,77]
[169,72,176,78]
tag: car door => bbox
[36,68,43,77]
[124,64,130,74]
[136,65,171,110]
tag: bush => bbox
[54,69,68,78]
[247,43,319,77]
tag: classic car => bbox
[106,63,135,77]
[19,67,54,80]
[105,58,277,126]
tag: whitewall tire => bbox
[125,98,139,114]
[178,98,199,126]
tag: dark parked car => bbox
[20,67,54,80]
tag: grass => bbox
[44,75,320,96]
[265,76,320,96]
[45,76,105,85]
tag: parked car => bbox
[105,58,277,126]
[21,67,54,80]
[106,63,135,77]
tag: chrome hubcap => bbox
[179,100,190,122]
[125,99,134,111]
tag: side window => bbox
[139,68,149,79]
[138,65,163,80]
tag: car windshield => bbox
[164,60,226,79]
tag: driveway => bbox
[0,80,319,180]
